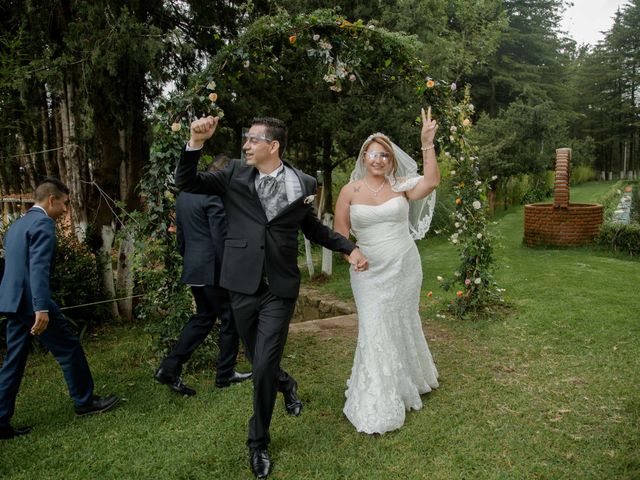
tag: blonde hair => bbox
[360,133,398,177]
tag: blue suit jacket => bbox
[0,207,57,315]
[175,191,227,286]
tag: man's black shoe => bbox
[249,447,272,479]
[0,425,32,440]
[215,370,252,388]
[283,384,303,416]
[154,367,196,396]
[75,395,120,417]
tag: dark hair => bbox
[34,177,70,202]
[251,117,287,157]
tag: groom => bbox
[175,115,367,478]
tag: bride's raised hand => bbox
[421,106,438,147]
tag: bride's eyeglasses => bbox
[365,151,390,160]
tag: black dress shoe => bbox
[283,384,303,416]
[249,447,271,478]
[75,395,120,417]
[0,425,32,440]
[215,370,252,388]
[154,367,196,396]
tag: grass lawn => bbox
[1,181,638,479]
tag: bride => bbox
[334,108,440,434]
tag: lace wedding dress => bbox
[343,195,439,434]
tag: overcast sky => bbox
[560,0,629,46]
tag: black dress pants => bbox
[160,285,238,382]
[229,284,297,449]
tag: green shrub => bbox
[571,165,597,186]
[597,222,640,256]
[50,228,110,335]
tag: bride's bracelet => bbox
[420,144,435,151]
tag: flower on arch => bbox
[171,122,181,132]
[208,92,218,102]
[289,35,297,44]
[472,200,482,210]
[455,198,462,205]
[456,291,463,297]
[426,79,435,88]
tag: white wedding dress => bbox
[343,195,439,434]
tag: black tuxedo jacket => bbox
[175,148,355,299]
[175,191,227,286]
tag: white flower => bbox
[450,82,457,91]
[454,271,461,277]
[444,151,451,157]
[491,175,498,181]
[455,222,460,228]
[319,40,332,50]
[452,238,459,244]
[450,125,458,133]
[472,200,482,210]
[349,73,357,82]
[449,135,455,142]
[206,81,216,90]
[437,276,444,282]
[323,74,337,83]
[243,60,250,68]
[475,180,482,186]
[450,170,456,176]
[468,103,475,112]
[474,277,481,285]
[313,34,320,41]
[329,84,342,92]
[303,195,316,205]
[451,233,459,239]
[477,233,483,239]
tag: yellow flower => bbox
[170,122,181,132]
[289,35,297,44]
[209,92,218,102]
[426,79,435,88]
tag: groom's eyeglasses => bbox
[365,151,390,160]
[243,132,274,145]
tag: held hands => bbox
[189,116,219,149]
[347,248,369,272]
[31,311,49,336]
[421,106,438,147]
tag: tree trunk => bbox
[115,231,135,321]
[321,130,333,215]
[59,77,88,240]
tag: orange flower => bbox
[208,92,218,102]
[455,197,462,205]
[427,291,433,297]
[289,35,297,44]
[426,79,435,88]
[456,291,463,297]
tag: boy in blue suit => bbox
[0,178,119,440]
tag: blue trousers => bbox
[0,307,94,427]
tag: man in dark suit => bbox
[154,157,251,395]
[0,178,119,440]
[175,116,368,478]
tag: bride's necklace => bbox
[363,177,386,196]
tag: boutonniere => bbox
[303,194,316,205]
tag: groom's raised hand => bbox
[189,116,219,149]
[348,248,369,272]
